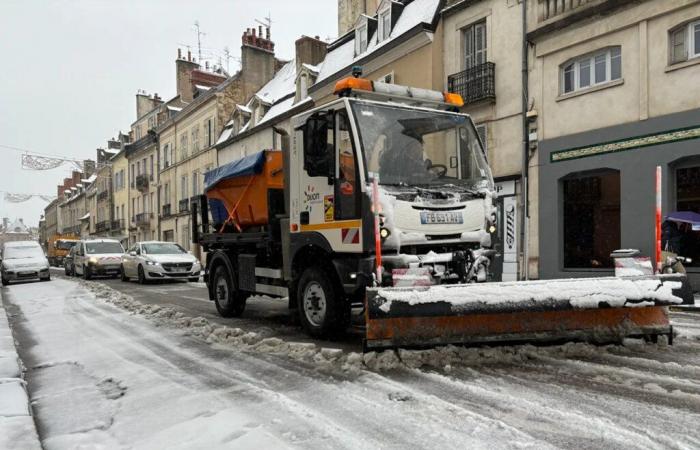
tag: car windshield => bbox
[56,240,77,250]
[4,245,44,259]
[142,243,187,255]
[351,103,493,190]
[86,242,124,254]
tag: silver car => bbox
[121,241,201,284]
[73,239,125,279]
[1,241,50,285]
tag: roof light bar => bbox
[333,76,464,109]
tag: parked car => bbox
[73,239,125,280]
[64,245,76,276]
[121,241,201,284]
[1,241,50,285]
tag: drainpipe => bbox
[521,0,530,280]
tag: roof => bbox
[314,0,442,87]
[254,60,297,106]
[259,95,311,126]
[80,213,91,220]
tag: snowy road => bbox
[2,276,700,449]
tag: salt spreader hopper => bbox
[194,76,685,351]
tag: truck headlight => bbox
[488,225,497,234]
[88,257,98,264]
[379,227,391,239]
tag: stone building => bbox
[158,27,282,255]
[338,0,380,35]
[217,35,328,164]
[526,0,700,290]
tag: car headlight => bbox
[88,257,98,264]
[145,260,160,266]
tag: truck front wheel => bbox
[212,264,246,317]
[297,266,350,339]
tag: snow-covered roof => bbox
[80,212,90,220]
[236,104,252,114]
[259,96,311,126]
[216,127,234,146]
[195,84,212,91]
[316,0,440,85]
[103,148,120,155]
[167,105,182,112]
[254,60,297,106]
[81,174,97,184]
[302,63,320,74]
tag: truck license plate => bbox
[419,211,463,225]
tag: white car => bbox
[121,241,201,284]
[1,241,50,285]
[73,239,125,279]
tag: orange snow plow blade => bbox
[363,276,689,352]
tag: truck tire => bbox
[83,265,91,280]
[297,266,350,339]
[212,264,246,317]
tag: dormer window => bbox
[378,7,391,42]
[355,24,368,54]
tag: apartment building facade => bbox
[527,0,700,290]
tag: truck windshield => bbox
[351,103,493,190]
[56,240,77,250]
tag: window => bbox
[562,171,621,269]
[464,21,487,70]
[191,127,200,152]
[136,161,141,176]
[671,165,700,267]
[203,119,211,147]
[476,124,488,153]
[163,143,170,168]
[669,20,700,64]
[355,24,368,55]
[150,155,154,179]
[378,7,391,42]
[135,126,142,140]
[142,158,147,176]
[336,111,359,220]
[181,175,188,200]
[561,47,621,94]
[148,115,155,130]
[164,183,170,205]
[192,171,199,196]
[180,133,189,160]
[130,164,135,186]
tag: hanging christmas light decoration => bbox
[2,192,56,203]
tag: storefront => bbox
[538,108,700,291]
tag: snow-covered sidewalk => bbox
[0,296,41,450]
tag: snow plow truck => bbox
[193,76,689,351]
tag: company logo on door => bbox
[303,185,322,206]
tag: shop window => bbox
[562,171,621,269]
[672,165,700,267]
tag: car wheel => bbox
[83,265,91,280]
[42,275,51,282]
[212,264,246,317]
[65,266,71,276]
[296,266,350,339]
[1,276,8,286]
[120,265,129,282]
[137,265,147,284]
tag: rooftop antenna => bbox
[255,12,272,32]
[193,20,207,63]
[223,46,231,73]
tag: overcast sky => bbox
[0,0,338,227]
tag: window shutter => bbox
[474,22,487,66]
[464,26,474,69]
[671,27,687,64]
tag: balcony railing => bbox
[136,174,149,192]
[97,190,109,202]
[111,219,124,231]
[135,213,152,227]
[96,220,111,233]
[447,62,495,106]
[162,203,172,217]
[179,199,190,213]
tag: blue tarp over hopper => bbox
[204,151,266,192]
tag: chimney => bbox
[175,48,200,103]
[266,27,270,40]
[72,171,81,185]
[136,90,156,120]
[241,25,276,93]
[178,48,182,59]
[57,185,64,198]
[83,160,96,178]
[295,35,328,74]
[188,49,192,61]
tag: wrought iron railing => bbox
[447,62,496,106]
[96,220,111,233]
[97,190,109,202]
[136,174,149,192]
[135,213,152,227]
[111,219,124,231]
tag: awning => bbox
[204,151,266,192]
[666,211,700,231]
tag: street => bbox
[1,272,699,449]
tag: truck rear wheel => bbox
[297,266,350,339]
[212,264,246,317]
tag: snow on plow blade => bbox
[364,276,687,352]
